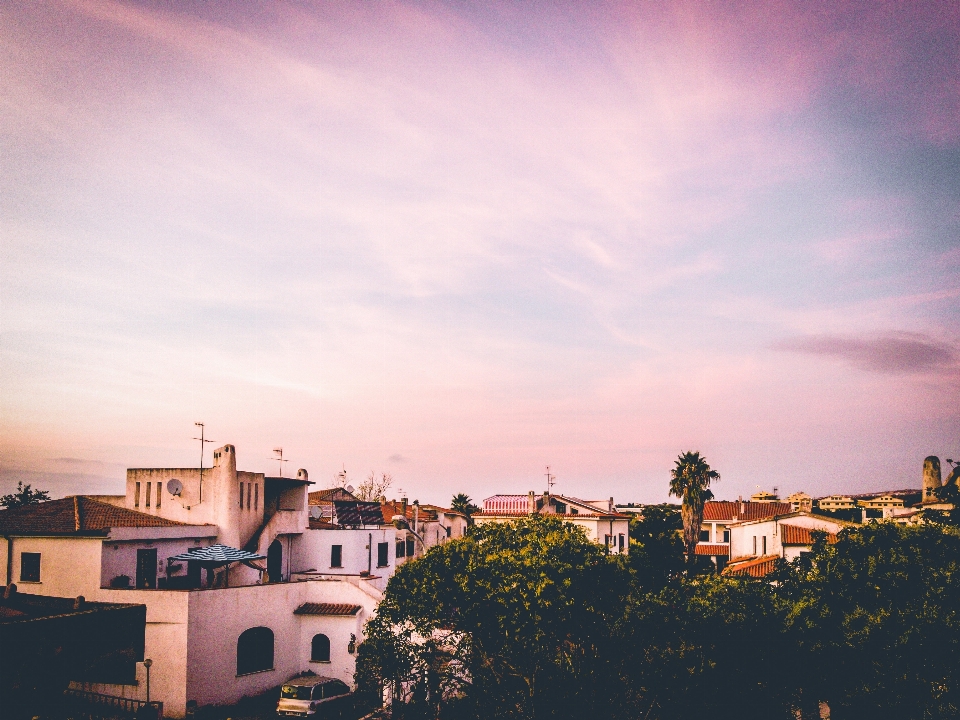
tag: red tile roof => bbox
[309,487,358,504]
[779,523,838,545]
[694,543,730,556]
[0,496,194,536]
[293,602,362,616]
[702,501,793,522]
[474,511,624,519]
[723,554,780,578]
[381,501,438,522]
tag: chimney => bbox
[528,491,536,514]
[401,497,408,514]
[73,596,86,611]
[543,491,550,513]
[609,497,614,513]
[297,468,309,483]
[923,456,942,501]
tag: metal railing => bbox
[64,688,163,719]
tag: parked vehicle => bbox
[276,674,353,718]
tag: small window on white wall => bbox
[311,633,330,662]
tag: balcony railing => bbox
[64,687,163,719]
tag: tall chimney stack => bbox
[923,456,942,502]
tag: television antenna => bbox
[270,447,289,477]
[545,465,556,492]
[193,423,215,504]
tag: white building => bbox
[722,512,853,577]
[380,499,469,566]
[695,500,793,571]
[474,492,630,554]
[0,444,396,717]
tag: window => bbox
[254,484,259,511]
[239,483,244,508]
[247,483,252,510]
[237,627,274,675]
[156,482,161,509]
[396,540,406,558]
[20,552,40,582]
[406,538,414,557]
[325,680,350,697]
[331,545,343,568]
[377,542,389,567]
[722,529,730,543]
[311,633,331,662]
[699,529,710,542]
[134,482,141,507]
[571,508,578,515]
[619,534,625,551]
[762,536,767,555]
[752,536,757,555]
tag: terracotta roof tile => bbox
[694,543,730,556]
[0,496,194,535]
[702,501,793,522]
[293,602,362,616]
[723,554,780,578]
[779,523,838,545]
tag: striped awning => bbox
[168,544,266,564]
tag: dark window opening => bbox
[311,633,331,662]
[406,538,414,557]
[20,552,40,582]
[722,529,730,542]
[396,540,406,558]
[699,529,710,542]
[134,482,140,507]
[239,483,244,508]
[145,482,151,508]
[762,536,767,555]
[331,545,343,568]
[237,627,274,675]
[377,542,389,567]
[619,533,625,550]
[156,482,161,509]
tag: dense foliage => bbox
[358,516,960,720]
[0,482,50,509]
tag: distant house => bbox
[750,490,779,503]
[474,492,630,555]
[695,500,793,571]
[380,499,468,564]
[785,492,813,513]
[817,495,856,511]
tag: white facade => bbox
[0,444,395,718]
[728,513,849,562]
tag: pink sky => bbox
[1,1,958,505]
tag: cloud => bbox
[388,454,408,464]
[773,332,959,374]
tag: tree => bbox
[0,482,50,509]
[626,504,685,588]
[450,493,480,524]
[668,452,719,565]
[355,471,393,502]
[357,515,629,719]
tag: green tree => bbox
[0,481,50,509]
[776,522,960,719]
[357,515,629,719]
[668,452,719,565]
[626,504,685,588]
[450,493,481,524]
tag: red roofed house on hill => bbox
[474,491,630,554]
[695,500,793,571]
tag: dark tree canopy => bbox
[0,482,50,509]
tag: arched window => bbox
[311,633,331,662]
[237,627,274,675]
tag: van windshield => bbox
[281,685,313,700]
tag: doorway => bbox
[267,539,282,583]
[136,548,158,589]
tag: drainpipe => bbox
[4,535,11,585]
[367,533,372,575]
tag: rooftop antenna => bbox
[270,447,289,477]
[773,486,779,498]
[545,465,556,492]
[193,423,215,504]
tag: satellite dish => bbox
[309,506,323,520]
[345,485,354,494]
[167,478,183,497]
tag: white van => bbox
[276,674,353,718]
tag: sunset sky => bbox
[2,1,958,505]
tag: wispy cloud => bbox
[773,333,959,374]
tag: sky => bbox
[1,0,959,506]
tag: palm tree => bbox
[669,451,720,566]
[451,493,480,524]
